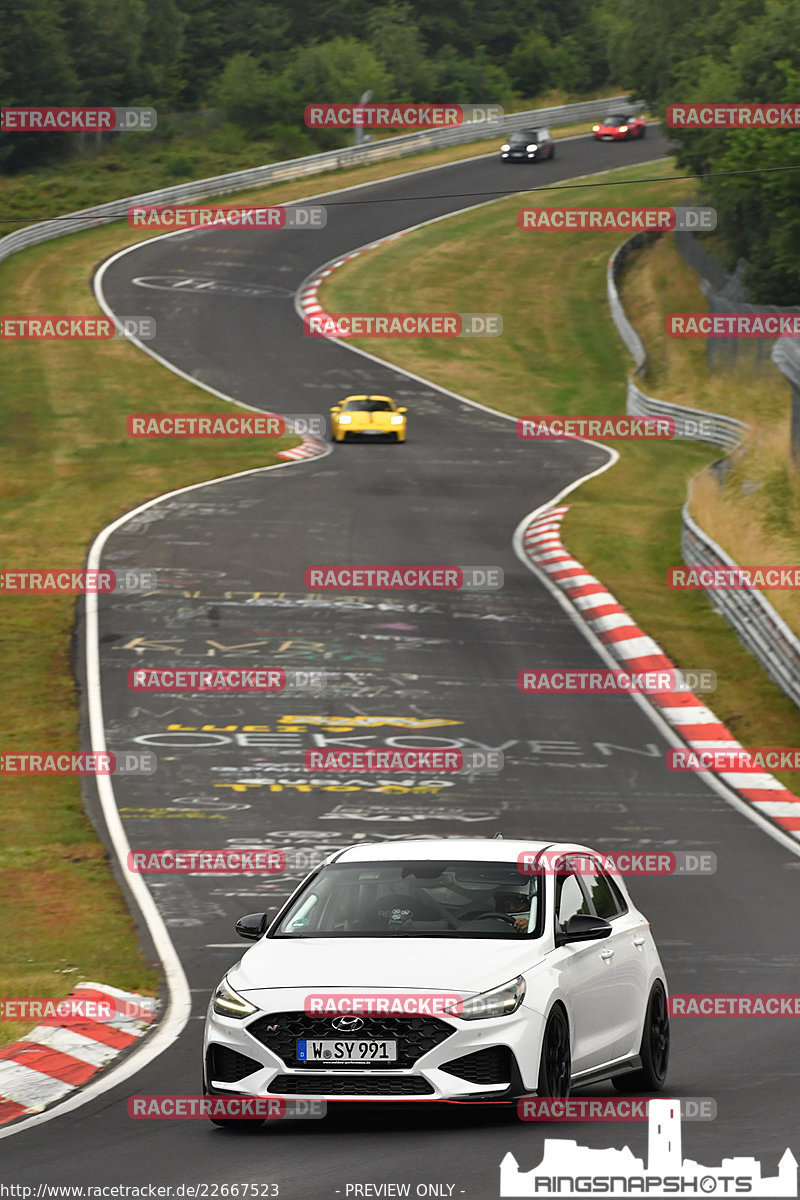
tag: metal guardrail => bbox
[608,232,747,450]
[0,94,637,267]
[682,509,800,708]
[609,232,800,710]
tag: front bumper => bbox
[204,999,546,1102]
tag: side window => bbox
[555,873,588,930]
[579,858,627,919]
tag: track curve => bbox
[5,129,800,1196]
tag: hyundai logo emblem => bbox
[331,1016,364,1031]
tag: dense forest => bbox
[2,0,799,299]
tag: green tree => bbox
[0,0,82,169]
[366,2,434,99]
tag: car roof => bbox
[331,837,593,864]
[343,394,394,403]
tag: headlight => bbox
[526,144,538,152]
[619,125,628,133]
[390,414,404,425]
[592,125,600,132]
[501,143,510,151]
[212,976,258,1019]
[448,976,526,1020]
[339,414,352,424]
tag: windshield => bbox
[343,399,393,412]
[509,131,539,144]
[604,114,630,125]
[272,860,543,938]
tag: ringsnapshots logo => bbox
[128,1096,325,1120]
[127,848,286,874]
[303,748,503,774]
[518,207,716,231]
[668,313,800,337]
[518,669,717,694]
[304,103,503,129]
[668,565,800,589]
[128,205,326,229]
[517,849,717,876]
[518,416,675,440]
[1,316,156,340]
[0,107,156,131]
[128,668,326,692]
[0,751,156,776]
[304,313,502,338]
[0,568,157,593]
[305,566,503,591]
[667,103,800,128]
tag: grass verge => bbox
[320,159,800,786]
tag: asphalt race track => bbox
[5,128,800,1195]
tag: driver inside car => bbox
[493,889,532,932]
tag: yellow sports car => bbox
[330,394,407,443]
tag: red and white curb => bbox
[277,434,326,461]
[297,232,409,330]
[523,506,800,842]
[0,983,157,1126]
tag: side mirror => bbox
[397,407,407,413]
[235,912,270,940]
[330,405,340,413]
[555,914,612,946]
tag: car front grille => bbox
[268,1073,435,1096]
[206,1045,262,1084]
[247,1012,455,1069]
[439,1046,512,1085]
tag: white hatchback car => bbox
[203,838,669,1120]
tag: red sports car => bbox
[592,113,646,140]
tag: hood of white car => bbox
[228,936,545,997]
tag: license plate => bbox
[361,429,383,434]
[297,1039,397,1063]
[601,134,615,140]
